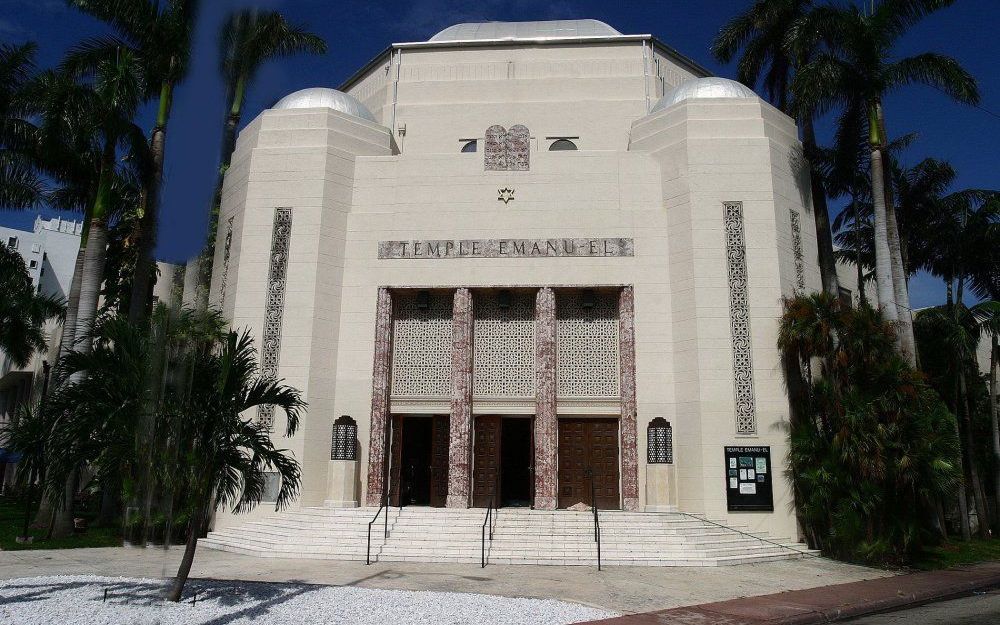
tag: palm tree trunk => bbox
[54,249,84,379]
[869,136,897,322]
[73,219,108,357]
[50,469,77,539]
[167,500,206,602]
[989,334,999,532]
[958,364,990,537]
[802,117,840,298]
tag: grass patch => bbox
[914,538,1000,570]
[0,497,121,551]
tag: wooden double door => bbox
[558,418,621,510]
[472,416,534,508]
[389,415,450,507]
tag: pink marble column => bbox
[366,287,392,507]
[534,287,558,510]
[447,287,474,508]
[619,286,640,511]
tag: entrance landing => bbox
[202,508,817,566]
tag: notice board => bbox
[724,446,773,512]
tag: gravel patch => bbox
[0,575,616,625]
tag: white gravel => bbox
[0,575,616,625]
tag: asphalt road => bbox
[844,589,1000,624]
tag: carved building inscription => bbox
[379,238,634,259]
[485,124,530,171]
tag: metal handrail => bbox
[366,491,390,565]
[481,480,498,568]
[675,511,820,558]
[586,467,601,571]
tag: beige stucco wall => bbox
[211,38,817,541]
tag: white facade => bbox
[211,20,828,541]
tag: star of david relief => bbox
[497,188,515,204]
[484,124,530,171]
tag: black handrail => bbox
[481,479,498,568]
[366,491,390,565]
[586,467,601,571]
[675,511,820,558]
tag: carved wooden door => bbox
[429,414,450,507]
[472,415,501,507]
[558,418,620,509]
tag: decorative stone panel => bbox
[218,215,235,306]
[390,291,453,398]
[484,124,530,171]
[723,202,757,435]
[534,287,558,510]
[473,291,535,398]
[790,209,806,291]
[556,292,620,398]
[448,288,474,508]
[618,286,639,511]
[257,207,292,428]
[366,288,393,506]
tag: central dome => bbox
[429,19,621,42]
[273,88,376,122]
[650,77,757,114]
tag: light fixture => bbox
[498,289,512,310]
[581,289,596,309]
[416,290,430,310]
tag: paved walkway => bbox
[0,546,888,614]
[586,562,1000,624]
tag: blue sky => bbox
[1,0,997,308]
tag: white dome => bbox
[430,20,621,42]
[650,77,757,114]
[273,88,375,122]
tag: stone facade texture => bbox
[447,287,474,508]
[619,286,640,511]
[366,287,393,506]
[533,287,558,510]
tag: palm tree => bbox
[712,0,840,297]
[66,0,200,322]
[970,301,1000,531]
[0,244,65,368]
[0,42,44,209]
[1,402,53,541]
[167,329,304,601]
[187,9,326,309]
[794,0,980,365]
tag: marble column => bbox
[447,288,474,508]
[365,287,392,507]
[534,287,558,510]
[619,286,640,511]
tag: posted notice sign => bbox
[724,446,774,512]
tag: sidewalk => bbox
[587,561,1000,624]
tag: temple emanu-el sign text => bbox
[378,237,634,259]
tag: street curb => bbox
[587,562,1000,625]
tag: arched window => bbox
[548,139,577,151]
[461,139,478,153]
[647,418,673,464]
[331,415,358,460]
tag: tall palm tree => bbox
[794,0,980,365]
[0,244,65,368]
[0,42,44,209]
[712,0,840,297]
[188,9,326,308]
[66,0,200,323]
[970,300,1000,531]
[167,329,304,601]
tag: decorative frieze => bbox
[723,202,758,435]
[366,288,393,506]
[533,287,558,510]
[790,209,806,291]
[447,288,474,508]
[257,207,292,429]
[378,238,634,260]
[618,286,639,511]
[218,215,235,306]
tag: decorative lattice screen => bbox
[390,291,453,397]
[556,292,621,397]
[473,291,535,398]
[331,416,358,461]
[647,418,673,464]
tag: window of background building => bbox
[29,260,37,269]
[461,139,477,153]
[548,138,578,151]
[6,236,17,249]
[838,287,853,308]
[31,243,41,253]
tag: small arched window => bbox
[331,415,358,460]
[549,139,578,151]
[647,418,673,464]
[461,139,478,153]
